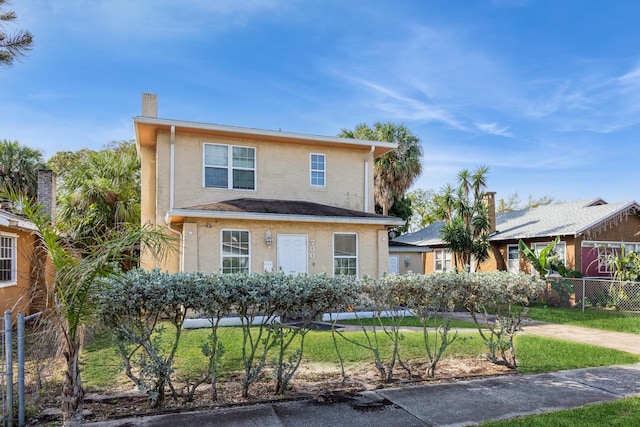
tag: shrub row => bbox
[97,269,544,407]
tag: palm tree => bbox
[0,0,34,69]
[49,141,141,244]
[15,194,172,425]
[437,166,491,271]
[0,139,45,199]
[339,123,423,216]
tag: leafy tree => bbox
[436,166,491,271]
[406,188,440,232]
[0,139,45,199]
[0,0,34,69]
[13,193,172,425]
[380,194,412,236]
[48,141,141,245]
[497,192,556,212]
[339,123,423,216]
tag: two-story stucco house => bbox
[134,94,403,277]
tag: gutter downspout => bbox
[165,125,184,271]
[364,146,375,213]
[169,125,176,211]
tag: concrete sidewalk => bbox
[85,363,640,427]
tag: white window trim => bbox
[433,248,452,272]
[220,229,251,274]
[203,143,256,191]
[0,232,17,288]
[310,153,326,188]
[332,232,358,277]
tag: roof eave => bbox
[133,116,397,158]
[166,208,405,226]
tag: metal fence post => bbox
[582,278,586,313]
[17,313,24,427]
[4,311,12,427]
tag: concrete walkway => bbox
[85,363,640,427]
[521,322,640,354]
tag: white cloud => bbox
[475,122,513,137]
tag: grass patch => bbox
[526,305,640,334]
[81,330,126,390]
[515,335,640,373]
[81,326,640,391]
[482,396,640,426]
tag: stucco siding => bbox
[175,219,387,277]
[165,132,371,211]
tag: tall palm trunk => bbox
[62,331,84,426]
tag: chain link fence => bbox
[565,278,640,313]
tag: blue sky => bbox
[2,0,639,206]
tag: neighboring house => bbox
[134,94,403,277]
[0,170,56,316]
[0,208,40,315]
[393,193,640,277]
[388,241,431,275]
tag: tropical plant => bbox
[597,245,640,309]
[0,0,34,69]
[0,139,45,199]
[518,238,582,305]
[13,193,172,425]
[436,166,491,271]
[339,122,423,216]
[48,141,141,248]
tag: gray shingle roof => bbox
[393,198,640,246]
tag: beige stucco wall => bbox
[388,251,425,275]
[174,219,388,278]
[165,131,374,211]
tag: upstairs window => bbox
[0,234,16,286]
[310,153,325,187]
[204,144,255,190]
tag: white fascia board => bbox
[389,246,433,253]
[166,208,405,226]
[133,116,397,152]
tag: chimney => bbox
[37,169,56,224]
[141,93,158,117]
[483,191,496,234]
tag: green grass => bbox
[336,316,478,329]
[515,335,640,373]
[526,305,640,334]
[81,326,640,391]
[481,396,640,426]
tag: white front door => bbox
[277,234,308,274]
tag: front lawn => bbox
[526,305,640,334]
[81,327,640,391]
